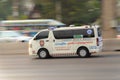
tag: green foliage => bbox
[33,0,56,19]
[0,0,12,20]
[61,0,101,25]
[33,0,101,25]
[0,0,101,25]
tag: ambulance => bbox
[29,25,103,58]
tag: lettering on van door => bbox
[68,41,93,45]
[55,42,70,50]
[55,42,66,46]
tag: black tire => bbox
[38,49,49,59]
[77,47,90,58]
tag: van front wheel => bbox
[77,48,90,58]
[38,49,49,59]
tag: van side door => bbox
[51,30,74,55]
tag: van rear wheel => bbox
[38,49,49,59]
[77,48,90,58]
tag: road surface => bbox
[0,52,120,80]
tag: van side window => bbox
[53,28,94,39]
[53,30,73,39]
[34,31,49,40]
[73,29,94,38]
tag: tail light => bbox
[96,38,99,46]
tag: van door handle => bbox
[46,40,49,42]
[53,40,55,42]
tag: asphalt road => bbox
[0,52,120,80]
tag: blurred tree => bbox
[30,0,55,19]
[32,0,101,25]
[0,0,28,20]
[0,0,12,20]
[28,4,42,19]
[61,0,101,25]
[0,0,101,25]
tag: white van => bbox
[29,25,102,58]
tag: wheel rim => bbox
[40,51,46,58]
[79,49,87,57]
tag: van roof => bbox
[39,25,99,32]
[50,25,99,31]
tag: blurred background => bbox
[0,0,120,38]
[0,0,101,24]
[0,1,120,80]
